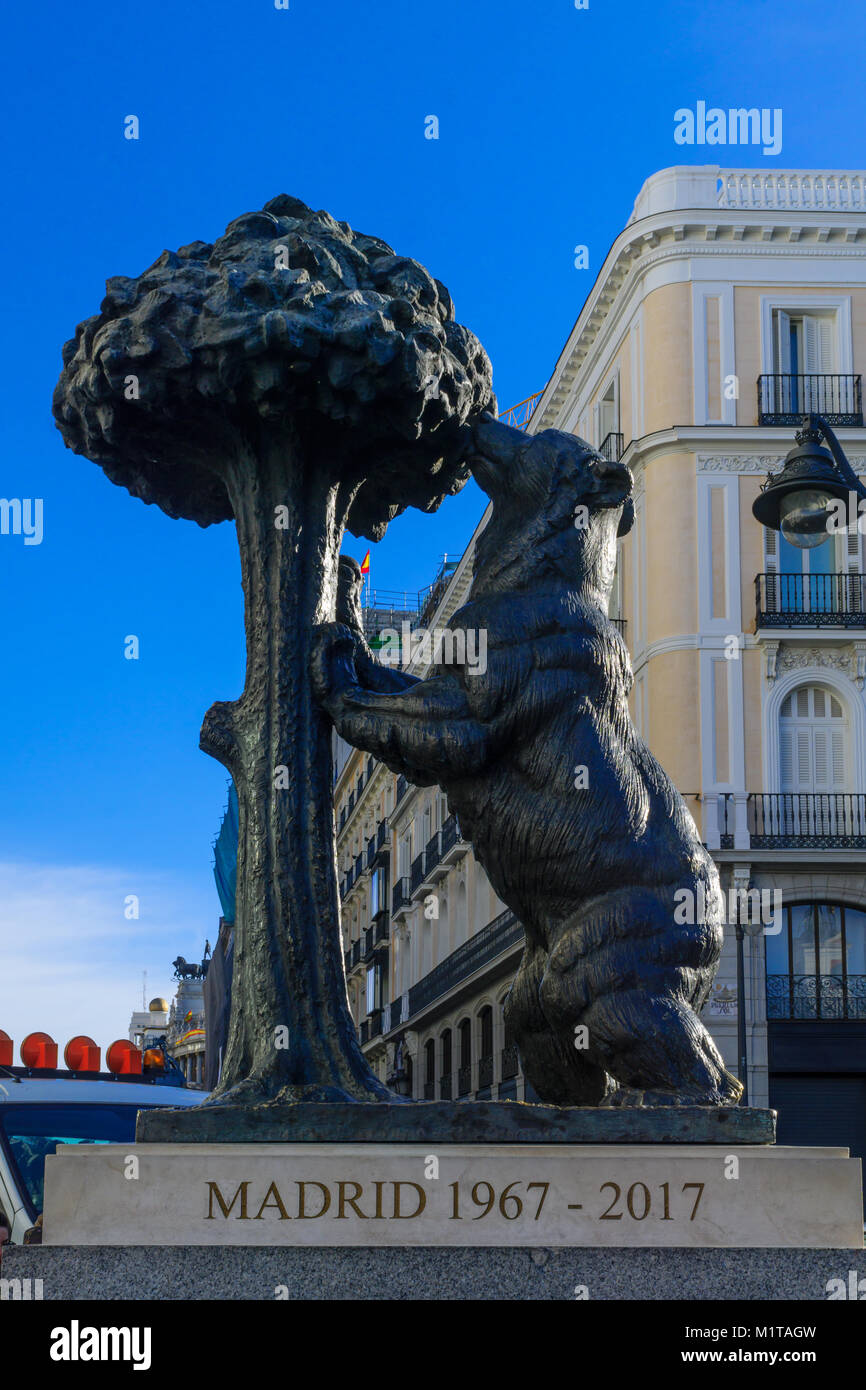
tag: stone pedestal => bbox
[43,1141,862,1249]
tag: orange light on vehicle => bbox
[64,1035,101,1072]
[20,1032,58,1069]
[106,1039,142,1075]
[142,1048,165,1072]
[0,1031,12,1067]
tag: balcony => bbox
[478,1054,494,1090]
[344,947,352,973]
[388,995,403,1028]
[392,876,410,914]
[439,813,469,867]
[359,1020,369,1044]
[340,866,354,899]
[366,835,376,870]
[719,793,866,849]
[363,926,375,962]
[757,374,862,427]
[756,573,866,628]
[457,1064,472,1097]
[395,775,409,807]
[351,939,362,968]
[355,851,366,881]
[369,1011,383,1040]
[423,1081,435,1100]
[408,908,525,1017]
[440,1073,452,1099]
[410,852,426,897]
[501,1042,519,1080]
[599,431,624,463]
[373,915,390,949]
[767,973,866,1020]
[424,830,445,880]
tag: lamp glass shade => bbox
[778,488,836,549]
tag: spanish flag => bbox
[360,550,371,575]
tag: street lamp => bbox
[752,412,866,545]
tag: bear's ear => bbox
[617,497,635,537]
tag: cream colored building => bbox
[335,166,866,1171]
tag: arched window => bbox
[440,1029,452,1100]
[424,1039,435,1099]
[478,1006,494,1090]
[458,1018,472,1096]
[780,685,847,793]
[767,901,866,1020]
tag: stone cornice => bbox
[533,223,866,435]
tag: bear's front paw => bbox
[310,622,362,710]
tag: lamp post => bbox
[752,413,866,544]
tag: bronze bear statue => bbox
[312,413,743,1108]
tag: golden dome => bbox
[149,997,169,1013]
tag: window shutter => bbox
[780,726,794,788]
[832,729,846,788]
[814,729,828,787]
[797,728,812,786]
[803,315,835,373]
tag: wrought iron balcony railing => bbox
[756,573,866,628]
[719,792,866,849]
[599,431,624,463]
[392,876,410,913]
[757,373,862,426]
[767,973,866,1021]
[376,819,389,849]
[500,1042,520,1080]
[389,995,403,1028]
[355,852,365,879]
[410,852,426,895]
[351,939,361,967]
[363,926,375,961]
[369,1011,383,1039]
[457,1064,472,1097]
[408,908,524,1017]
[359,1020,369,1044]
[478,1055,494,1090]
[439,1073,452,1100]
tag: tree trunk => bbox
[200,438,393,1103]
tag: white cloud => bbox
[0,861,216,1061]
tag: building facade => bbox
[335,166,866,1177]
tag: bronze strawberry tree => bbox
[54,196,494,1105]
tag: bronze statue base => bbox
[135,1100,775,1146]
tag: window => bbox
[370,868,385,918]
[440,1029,452,1077]
[766,901,866,1019]
[479,1005,493,1059]
[780,686,847,794]
[365,965,378,1015]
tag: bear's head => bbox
[468,412,633,601]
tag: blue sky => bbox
[2,0,864,1051]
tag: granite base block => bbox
[6,1245,865,1301]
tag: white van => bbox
[0,1072,207,1243]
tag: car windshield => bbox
[0,1104,150,1215]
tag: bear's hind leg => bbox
[505,944,614,1106]
[586,987,743,1106]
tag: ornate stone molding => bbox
[698,454,866,475]
[766,641,866,689]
